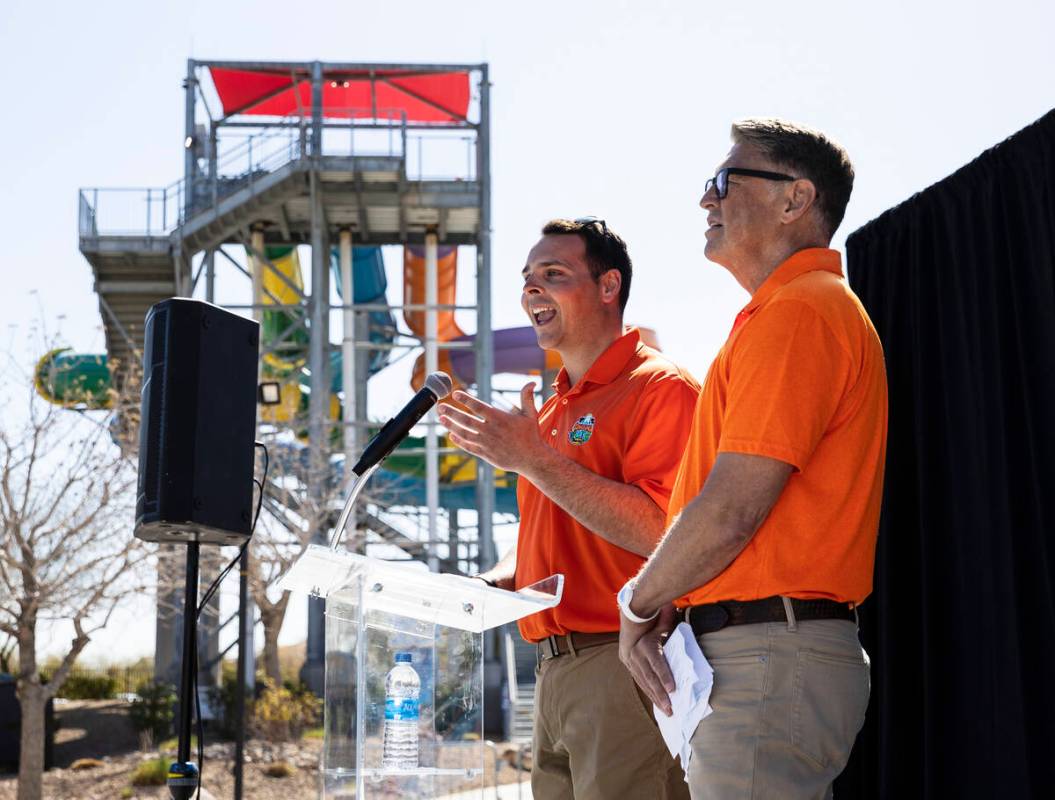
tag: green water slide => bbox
[34,349,113,408]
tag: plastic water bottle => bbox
[382,652,420,770]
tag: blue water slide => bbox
[328,245,396,388]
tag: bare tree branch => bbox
[1,337,150,799]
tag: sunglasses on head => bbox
[573,216,608,235]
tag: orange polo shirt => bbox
[671,248,888,607]
[515,329,700,641]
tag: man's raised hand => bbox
[438,383,549,476]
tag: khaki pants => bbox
[532,640,690,800]
[687,618,870,800]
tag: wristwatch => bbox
[617,579,659,624]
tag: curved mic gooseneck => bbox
[329,372,453,551]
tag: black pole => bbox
[177,543,199,763]
[233,547,249,800]
[168,542,200,800]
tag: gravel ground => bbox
[0,700,531,799]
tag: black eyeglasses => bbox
[573,216,608,235]
[702,167,796,200]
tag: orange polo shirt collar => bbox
[746,248,843,312]
[551,328,642,396]
[728,249,843,336]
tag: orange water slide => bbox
[403,244,465,341]
[405,244,468,390]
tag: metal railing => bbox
[78,184,183,238]
[79,107,478,239]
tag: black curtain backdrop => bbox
[835,110,1055,799]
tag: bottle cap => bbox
[395,652,413,663]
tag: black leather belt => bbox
[684,596,855,636]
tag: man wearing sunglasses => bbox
[618,119,887,798]
[439,218,699,799]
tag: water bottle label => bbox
[385,698,419,721]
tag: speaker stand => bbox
[167,542,201,800]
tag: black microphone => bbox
[352,371,453,475]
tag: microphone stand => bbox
[329,463,381,551]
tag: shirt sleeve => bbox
[719,299,853,471]
[620,373,701,512]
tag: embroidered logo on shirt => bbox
[568,414,595,445]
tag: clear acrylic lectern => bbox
[280,545,563,799]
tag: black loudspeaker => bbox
[134,298,259,545]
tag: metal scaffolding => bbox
[77,59,497,694]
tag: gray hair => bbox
[731,118,854,237]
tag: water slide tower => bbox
[76,60,510,711]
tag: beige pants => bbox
[532,640,690,800]
[687,618,870,800]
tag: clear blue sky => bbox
[3,0,1052,662]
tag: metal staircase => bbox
[505,628,539,744]
[77,197,177,371]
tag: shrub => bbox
[130,756,169,786]
[251,679,321,743]
[157,735,198,755]
[38,666,117,700]
[129,680,176,746]
[264,761,297,778]
[58,672,117,700]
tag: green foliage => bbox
[157,735,198,754]
[130,756,169,786]
[251,679,321,743]
[129,680,176,745]
[119,787,134,799]
[37,658,152,698]
[55,671,117,700]
[302,726,325,740]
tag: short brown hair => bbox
[540,218,633,311]
[731,118,854,237]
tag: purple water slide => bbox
[447,326,551,385]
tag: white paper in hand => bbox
[652,622,714,776]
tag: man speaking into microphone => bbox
[439,218,699,800]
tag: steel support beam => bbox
[96,281,177,294]
[474,65,495,573]
[474,64,503,738]
[425,228,440,571]
[196,59,484,74]
[204,249,215,301]
[183,59,197,219]
[303,63,329,693]
[250,227,265,322]
[339,228,358,471]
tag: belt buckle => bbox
[537,635,560,667]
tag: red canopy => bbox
[209,67,471,123]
